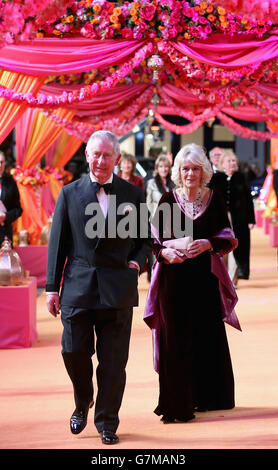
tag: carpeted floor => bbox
[1,227,278,453]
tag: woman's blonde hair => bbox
[171,143,213,187]
[218,149,239,171]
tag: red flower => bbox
[140,3,156,22]
[121,27,133,38]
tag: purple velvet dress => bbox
[146,189,239,420]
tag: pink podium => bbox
[263,216,272,235]
[255,208,264,227]
[0,277,37,349]
[270,223,278,247]
[14,246,48,287]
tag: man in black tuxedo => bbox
[46,131,151,445]
[0,151,22,246]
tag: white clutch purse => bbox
[163,236,193,257]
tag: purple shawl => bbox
[144,225,241,372]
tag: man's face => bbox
[86,138,121,184]
[0,154,5,177]
[210,149,223,168]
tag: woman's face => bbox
[222,155,238,175]
[180,159,202,190]
[157,162,170,179]
[120,158,133,175]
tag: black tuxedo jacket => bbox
[0,173,22,245]
[46,174,152,309]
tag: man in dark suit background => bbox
[46,131,151,445]
[0,151,22,246]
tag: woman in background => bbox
[117,153,144,190]
[210,150,255,286]
[146,154,175,218]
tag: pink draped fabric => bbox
[172,34,278,67]
[0,38,149,75]
[1,35,278,75]
[15,108,38,166]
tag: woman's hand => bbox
[161,247,185,264]
[187,239,212,257]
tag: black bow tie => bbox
[92,181,113,194]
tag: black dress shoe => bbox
[100,430,119,445]
[160,415,175,423]
[70,408,89,434]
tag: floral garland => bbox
[10,165,73,186]
[0,42,154,107]
[217,111,278,140]
[37,0,275,42]
[42,85,154,140]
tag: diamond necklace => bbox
[181,189,203,218]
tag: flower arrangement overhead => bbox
[1,0,278,144]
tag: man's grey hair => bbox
[86,130,120,156]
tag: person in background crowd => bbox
[146,154,175,218]
[0,150,22,246]
[144,143,239,424]
[209,149,255,287]
[117,153,144,190]
[145,154,175,281]
[209,147,224,173]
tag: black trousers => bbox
[61,305,133,433]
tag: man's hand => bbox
[128,261,140,272]
[46,293,60,317]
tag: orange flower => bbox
[200,2,208,9]
[90,18,99,24]
[241,17,248,25]
[112,23,121,30]
[207,14,216,22]
[130,8,137,16]
[221,21,229,28]
[93,4,102,14]
[53,30,62,36]
[217,6,226,15]
[110,14,118,23]
[219,15,226,23]
[36,32,44,38]
[131,15,138,22]
[206,5,214,13]
[184,32,191,39]
[65,15,74,23]
[113,7,122,16]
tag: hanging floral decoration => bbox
[10,165,73,186]
[37,0,274,42]
[0,42,154,107]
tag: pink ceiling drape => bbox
[1,36,278,75]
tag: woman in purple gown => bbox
[144,143,241,424]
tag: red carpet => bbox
[1,227,278,450]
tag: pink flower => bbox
[80,23,97,38]
[0,3,24,34]
[140,3,156,22]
